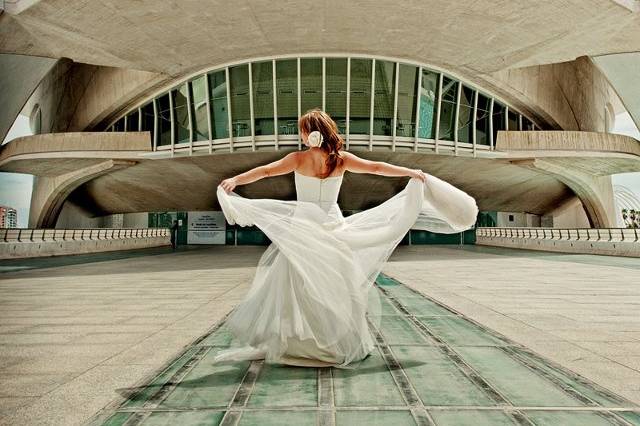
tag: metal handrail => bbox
[476,227,639,243]
[0,228,170,243]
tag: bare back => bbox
[296,149,346,178]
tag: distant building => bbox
[0,206,18,228]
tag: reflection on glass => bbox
[172,84,190,144]
[396,64,419,137]
[349,58,372,134]
[157,93,171,146]
[325,58,347,134]
[373,60,395,136]
[126,110,139,132]
[189,76,208,141]
[507,109,519,131]
[229,64,251,137]
[141,101,155,146]
[276,59,298,135]
[418,70,438,139]
[438,76,457,141]
[492,101,506,144]
[301,58,322,113]
[458,85,474,143]
[208,70,229,139]
[252,61,274,136]
[476,93,490,145]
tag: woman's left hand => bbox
[218,177,238,194]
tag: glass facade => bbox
[457,84,474,144]
[475,93,490,146]
[189,75,208,141]
[172,84,190,144]
[252,61,274,136]
[418,70,438,139]
[276,59,298,135]
[349,58,372,135]
[229,64,250,137]
[438,76,457,141]
[373,59,395,136]
[107,55,540,148]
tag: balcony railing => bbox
[1,228,169,243]
[476,227,640,243]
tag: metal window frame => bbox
[204,72,213,154]
[226,67,233,152]
[297,57,302,150]
[272,59,278,150]
[369,58,376,151]
[413,66,422,153]
[346,57,351,150]
[169,90,175,156]
[137,107,142,131]
[454,80,462,155]
[505,105,510,131]
[322,57,326,111]
[152,99,158,151]
[434,73,443,154]
[185,82,194,155]
[489,98,494,150]
[392,61,399,151]
[518,113,523,131]
[472,89,478,158]
[248,62,255,151]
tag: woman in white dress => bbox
[215,108,479,369]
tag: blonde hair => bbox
[297,108,345,178]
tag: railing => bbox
[0,228,169,243]
[476,227,640,243]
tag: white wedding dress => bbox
[213,168,479,369]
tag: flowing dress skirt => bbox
[213,171,479,369]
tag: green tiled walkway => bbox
[88,273,640,426]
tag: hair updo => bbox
[297,108,345,179]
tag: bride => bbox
[215,108,479,369]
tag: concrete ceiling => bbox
[1,0,639,79]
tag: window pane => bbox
[349,58,372,134]
[438,76,457,141]
[141,101,155,146]
[157,94,171,146]
[208,70,229,139]
[418,70,438,139]
[492,101,505,144]
[126,110,139,131]
[373,60,395,136]
[522,116,534,131]
[229,64,251,137]
[252,61,274,136]
[276,59,298,135]
[457,84,474,143]
[396,64,419,137]
[114,117,125,132]
[190,76,209,141]
[475,93,490,146]
[301,58,322,113]
[507,109,519,130]
[325,58,347,134]
[172,84,190,144]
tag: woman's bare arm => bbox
[342,151,426,181]
[219,152,299,193]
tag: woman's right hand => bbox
[218,177,238,194]
[408,169,427,182]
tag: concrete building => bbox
[0,206,17,228]
[1,1,640,243]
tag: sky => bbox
[1,112,639,228]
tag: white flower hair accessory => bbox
[307,130,324,148]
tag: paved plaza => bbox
[0,245,639,425]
